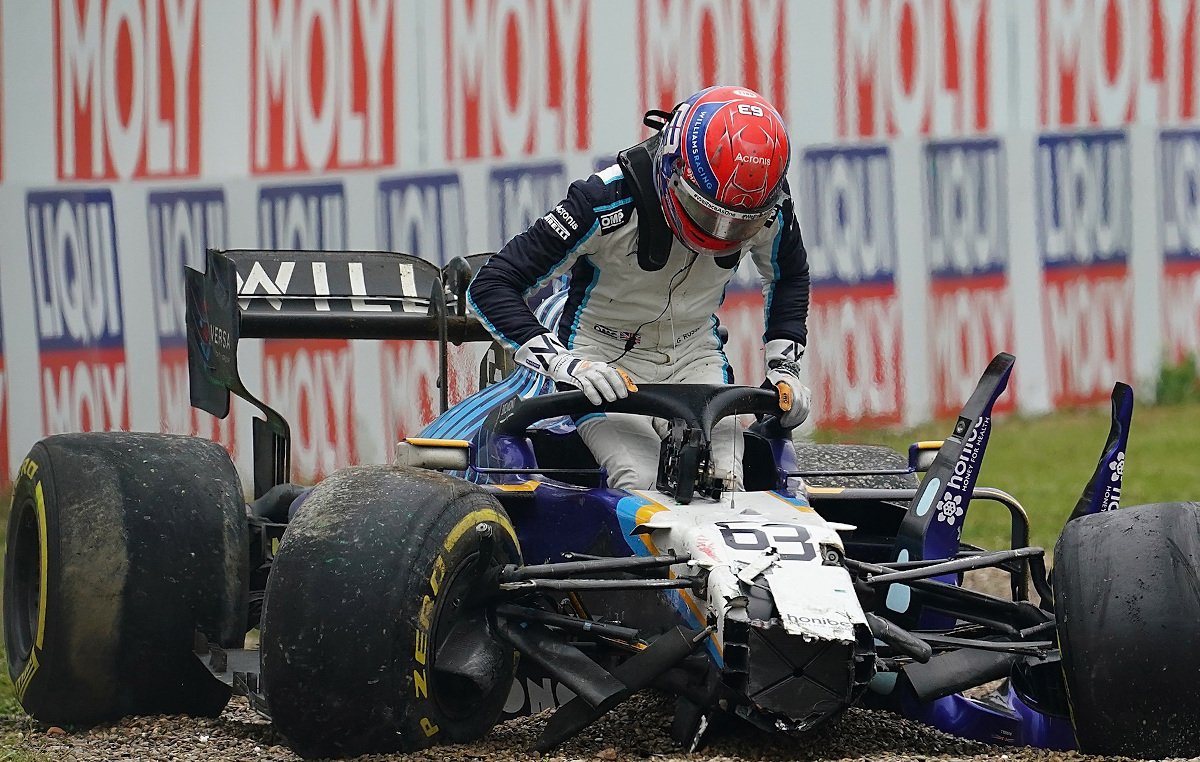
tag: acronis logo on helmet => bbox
[735,154,771,165]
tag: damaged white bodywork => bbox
[625,488,868,653]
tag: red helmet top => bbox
[655,86,791,256]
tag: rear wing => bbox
[185,248,494,497]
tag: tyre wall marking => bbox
[414,508,517,739]
[443,508,516,553]
[33,483,47,649]
[14,470,49,702]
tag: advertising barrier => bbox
[802,144,903,428]
[0,291,7,490]
[148,186,240,457]
[0,1,1192,483]
[1159,129,1200,364]
[26,188,130,434]
[924,138,1015,419]
[1036,132,1134,407]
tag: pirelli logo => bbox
[543,213,571,240]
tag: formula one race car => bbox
[6,249,1200,759]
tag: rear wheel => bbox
[3,433,248,726]
[1054,501,1200,757]
[260,465,520,759]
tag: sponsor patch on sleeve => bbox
[599,207,629,235]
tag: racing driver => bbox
[468,85,811,491]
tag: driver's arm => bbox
[749,189,812,427]
[468,179,599,349]
[468,177,635,405]
[749,191,810,348]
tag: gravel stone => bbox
[5,688,1196,762]
[0,574,1177,762]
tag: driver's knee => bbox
[577,413,660,491]
[605,459,656,490]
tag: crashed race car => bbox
[6,248,1200,759]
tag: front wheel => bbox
[260,466,520,759]
[1054,501,1200,757]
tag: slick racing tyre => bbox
[261,466,520,759]
[793,444,918,489]
[1054,502,1200,757]
[3,433,249,726]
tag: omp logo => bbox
[836,0,992,138]
[599,208,625,233]
[445,0,589,159]
[1037,133,1131,266]
[55,0,201,179]
[490,162,568,246]
[258,182,346,249]
[147,188,236,448]
[252,0,396,173]
[801,146,896,285]
[264,339,355,482]
[639,0,787,120]
[148,189,227,343]
[1039,0,1200,128]
[378,173,465,268]
[26,189,128,433]
[799,146,901,426]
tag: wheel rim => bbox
[5,499,43,662]
[429,550,511,721]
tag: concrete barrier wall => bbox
[1,0,1197,486]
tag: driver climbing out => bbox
[468,85,811,491]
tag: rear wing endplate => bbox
[185,248,493,497]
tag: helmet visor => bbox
[671,173,778,243]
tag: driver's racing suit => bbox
[468,163,811,490]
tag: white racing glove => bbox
[764,339,812,428]
[515,333,637,406]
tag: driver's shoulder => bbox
[571,169,636,220]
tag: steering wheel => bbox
[486,383,784,444]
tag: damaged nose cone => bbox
[723,586,876,731]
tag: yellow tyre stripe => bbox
[444,508,518,553]
[35,483,48,649]
[16,482,50,701]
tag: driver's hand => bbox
[764,339,811,428]
[548,355,636,405]
[514,332,637,405]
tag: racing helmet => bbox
[654,85,791,257]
